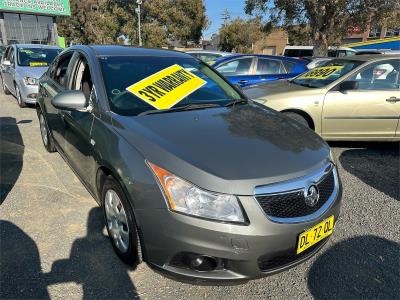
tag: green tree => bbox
[58,0,208,48]
[219,17,264,53]
[245,0,400,56]
[139,0,208,47]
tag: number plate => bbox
[297,215,334,254]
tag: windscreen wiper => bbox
[138,103,221,116]
[224,99,249,107]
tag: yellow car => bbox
[244,55,400,141]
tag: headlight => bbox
[147,162,245,223]
[23,77,38,85]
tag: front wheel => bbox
[102,176,142,267]
[38,110,56,152]
[16,85,27,108]
[1,76,10,95]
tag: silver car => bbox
[0,44,62,107]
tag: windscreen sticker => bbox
[299,66,344,79]
[126,64,207,110]
[29,62,48,67]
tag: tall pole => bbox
[136,0,142,46]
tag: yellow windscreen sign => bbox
[29,62,48,67]
[299,66,344,79]
[126,64,207,110]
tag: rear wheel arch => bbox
[281,109,315,130]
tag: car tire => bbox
[1,76,10,95]
[38,110,56,153]
[16,85,27,108]
[283,112,310,128]
[102,176,143,267]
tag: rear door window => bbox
[255,58,285,74]
[283,60,296,73]
[215,57,253,75]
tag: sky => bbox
[203,0,247,39]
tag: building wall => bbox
[253,29,288,55]
[0,12,57,45]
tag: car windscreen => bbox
[99,56,242,116]
[17,48,61,67]
[291,60,363,88]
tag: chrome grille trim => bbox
[253,163,339,224]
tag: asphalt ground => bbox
[1,91,399,299]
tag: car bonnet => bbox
[111,103,330,195]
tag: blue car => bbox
[213,54,308,87]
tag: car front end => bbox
[138,160,341,282]
[90,48,343,283]
[111,102,342,283]
[15,71,42,104]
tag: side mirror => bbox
[338,80,358,91]
[51,90,88,111]
[2,60,11,67]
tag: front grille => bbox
[258,239,328,271]
[255,171,335,219]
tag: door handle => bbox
[238,80,248,85]
[386,96,400,103]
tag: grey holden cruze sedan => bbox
[36,45,342,282]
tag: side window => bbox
[345,60,400,90]
[216,57,253,75]
[70,55,93,102]
[283,60,296,73]
[52,53,73,88]
[255,58,285,75]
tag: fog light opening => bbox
[189,255,218,272]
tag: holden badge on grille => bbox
[304,184,319,207]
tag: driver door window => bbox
[70,55,94,102]
[322,59,400,139]
[216,57,253,75]
[346,60,399,90]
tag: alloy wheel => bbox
[39,114,48,147]
[104,189,130,253]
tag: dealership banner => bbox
[0,0,71,16]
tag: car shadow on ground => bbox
[0,207,140,299]
[330,142,399,200]
[308,235,400,299]
[0,117,25,205]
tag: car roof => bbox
[330,54,400,62]
[213,54,303,65]
[69,45,194,59]
[185,50,232,56]
[14,44,62,49]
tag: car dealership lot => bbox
[0,93,399,299]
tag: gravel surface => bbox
[1,92,399,299]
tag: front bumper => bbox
[137,166,342,282]
[18,82,38,104]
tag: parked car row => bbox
[1,43,398,284]
[0,44,62,107]
[2,44,342,283]
[244,55,400,141]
